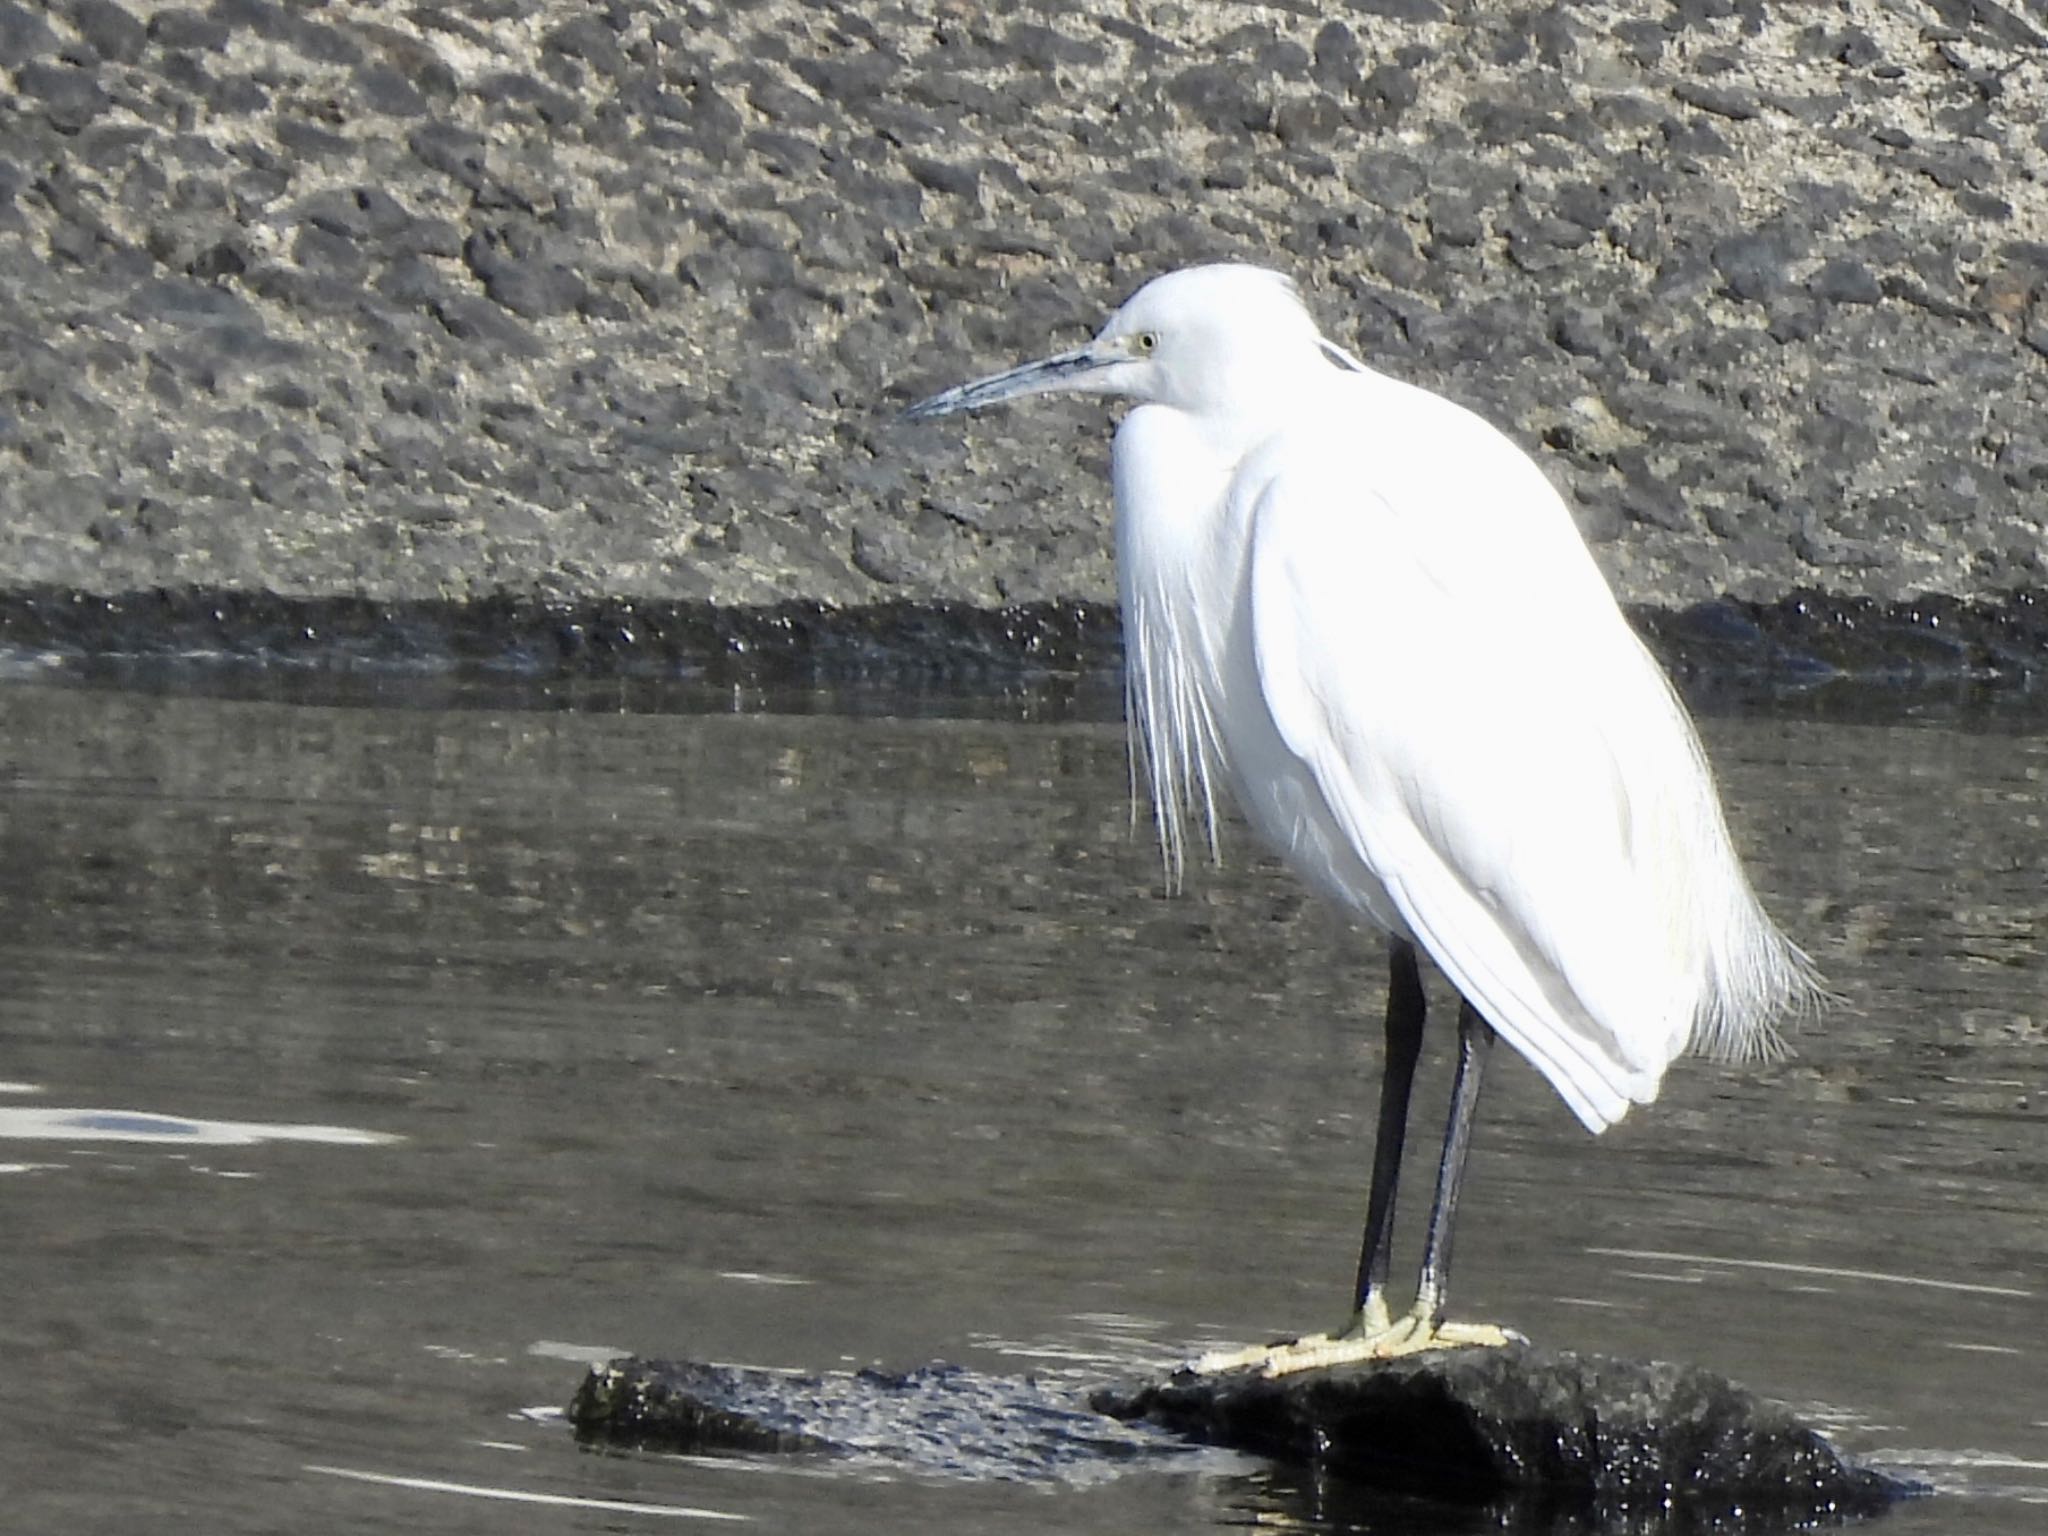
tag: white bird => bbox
[903,264,1821,1375]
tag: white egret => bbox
[903,264,1821,1375]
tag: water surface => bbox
[0,669,2042,1531]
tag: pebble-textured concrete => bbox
[2,0,2045,630]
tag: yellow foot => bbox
[1187,1306,1519,1378]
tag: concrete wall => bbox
[3,0,2044,624]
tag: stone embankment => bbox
[3,2,2045,671]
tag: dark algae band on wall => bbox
[0,587,2044,694]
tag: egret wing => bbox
[1243,426,1696,1133]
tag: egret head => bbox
[903,264,1358,424]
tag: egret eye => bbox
[1133,331,1159,354]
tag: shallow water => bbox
[0,668,2042,1532]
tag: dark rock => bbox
[543,15,625,75]
[1096,1346,1916,1523]
[788,51,898,104]
[904,154,980,200]
[1551,305,1608,357]
[1247,35,1310,79]
[1810,257,1883,305]
[371,257,440,308]
[1310,21,1362,92]
[1466,98,1596,149]
[429,293,539,352]
[477,69,579,128]
[746,75,829,130]
[292,223,367,276]
[463,227,587,319]
[569,1356,1190,1478]
[297,186,416,243]
[408,122,489,190]
[573,1360,832,1456]
[1167,65,1270,132]
[1361,63,1421,119]
[204,72,267,113]
[275,118,350,159]
[1957,189,2011,222]
[0,1,54,64]
[128,275,251,323]
[147,8,230,51]
[1612,383,1745,447]
[355,64,429,117]
[562,1348,1915,1525]
[1613,18,1671,64]
[1712,230,1799,303]
[1008,21,1102,71]
[65,0,144,62]
[1911,149,1994,191]
[1426,199,1486,250]
[1351,0,1444,20]
[17,60,109,133]
[850,521,918,585]
[1882,274,1974,318]
[74,122,154,170]
[1767,301,1824,343]
[1673,79,1760,120]
[1508,210,1597,252]
[1349,152,1426,211]
[901,68,997,118]
[1273,95,1347,149]
[379,380,454,424]
[1662,116,1734,159]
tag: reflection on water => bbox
[0,1106,398,1146]
[304,1463,750,1521]
[0,670,2042,1531]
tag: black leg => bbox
[1352,937,1426,1316]
[1414,999,1496,1326]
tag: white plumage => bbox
[906,261,1821,1365]
[1092,265,1818,1131]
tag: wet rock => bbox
[1095,1345,1917,1523]
[568,1357,1191,1478]
[562,1347,1917,1523]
